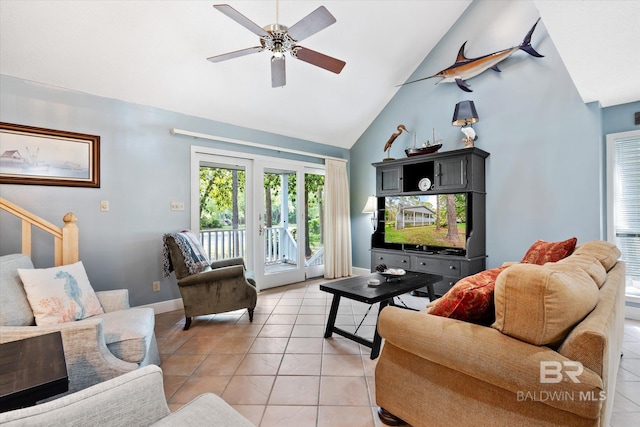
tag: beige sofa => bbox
[376,241,625,427]
[0,253,160,393]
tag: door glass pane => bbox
[264,170,298,274]
[199,165,246,261]
[305,172,325,277]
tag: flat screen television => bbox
[383,194,468,254]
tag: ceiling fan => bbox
[207,2,346,87]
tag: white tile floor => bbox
[155,279,640,426]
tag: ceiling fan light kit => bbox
[208,3,346,87]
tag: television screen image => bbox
[384,194,467,250]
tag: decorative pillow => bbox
[573,240,621,272]
[17,261,104,326]
[520,237,577,265]
[428,266,509,325]
[492,263,599,347]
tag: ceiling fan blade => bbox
[271,56,286,88]
[287,6,336,42]
[213,4,268,37]
[207,46,263,63]
[294,47,346,74]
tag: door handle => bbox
[258,224,263,236]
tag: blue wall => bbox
[603,102,640,135]
[350,0,606,270]
[0,76,348,306]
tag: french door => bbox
[192,147,324,291]
[254,160,306,289]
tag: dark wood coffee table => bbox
[320,271,442,359]
[0,332,68,412]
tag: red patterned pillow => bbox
[428,266,509,325]
[520,237,577,265]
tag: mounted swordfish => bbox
[402,19,544,92]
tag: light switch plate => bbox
[170,202,185,211]
[100,201,109,212]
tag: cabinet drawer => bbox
[371,252,410,269]
[433,276,459,297]
[413,258,462,278]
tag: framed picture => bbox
[0,122,100,188]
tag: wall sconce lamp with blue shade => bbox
[362,196,378,230]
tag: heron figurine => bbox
[383,124,409,161]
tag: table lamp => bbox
[362,196,377,230]
[452,100,479,147]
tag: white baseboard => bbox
[351,267,370,276]
[139,298,183,314]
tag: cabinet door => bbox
[435,156,467,190]
[376,165,402,195]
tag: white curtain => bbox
[324,158,352,278]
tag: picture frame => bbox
[0,122,100,188]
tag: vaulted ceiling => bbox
[1,1,638,149]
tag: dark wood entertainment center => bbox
[370,147,489,297]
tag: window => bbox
[606,130,640,303]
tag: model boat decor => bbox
[405,128,442,157]
[383,125,443,160]
[400,18,544,92]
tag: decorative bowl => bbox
[379,268,406,281]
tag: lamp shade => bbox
[452,100,479,126]
[362,196,377,214]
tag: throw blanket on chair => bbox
[162,230,210,277]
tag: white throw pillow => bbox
[18,261,104,325]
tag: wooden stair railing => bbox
[0,197,78,266]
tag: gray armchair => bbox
[0,254,160,393]
[163,233,257,330]
[0,365,254,427]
